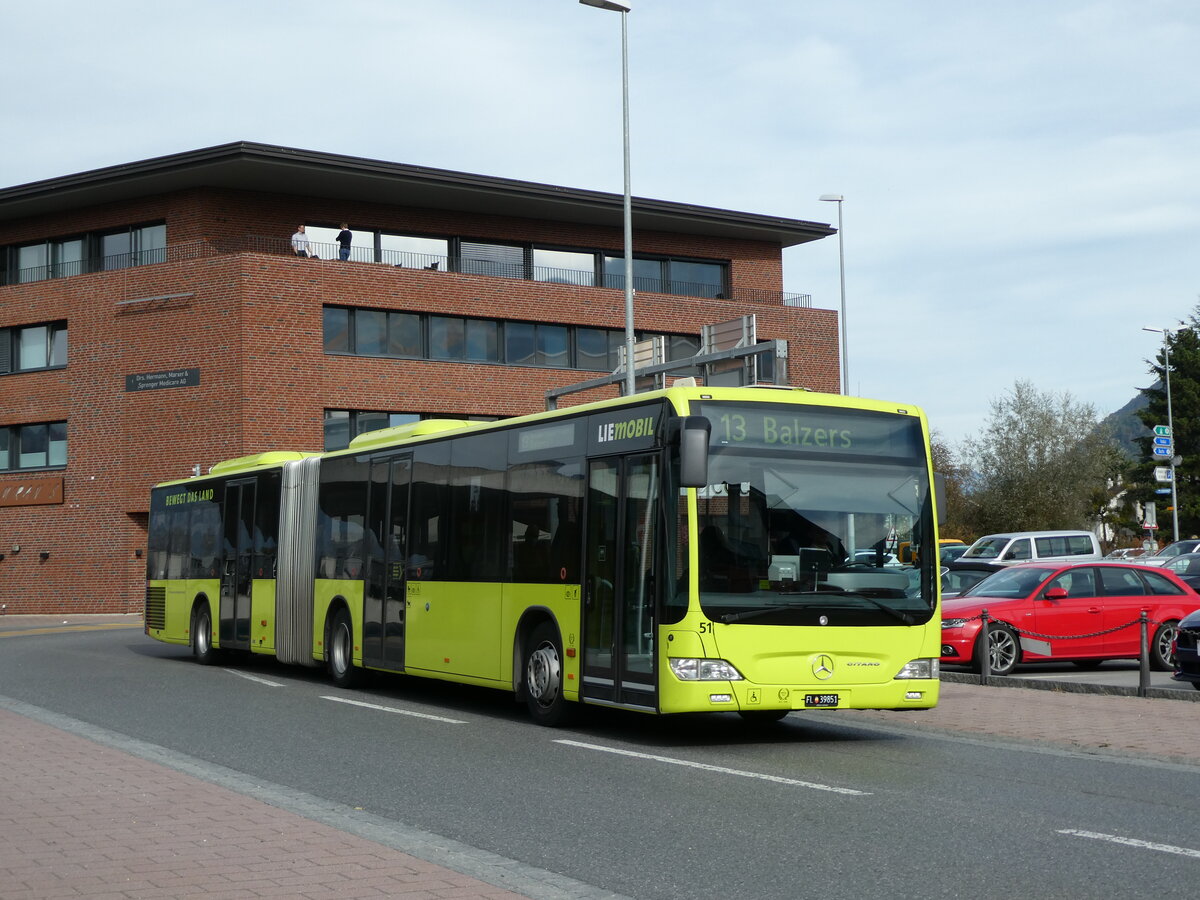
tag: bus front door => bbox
[583,454,660,711]
[219,478,255,651]
[362,455,411,671]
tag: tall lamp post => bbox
[580,0,636,396]
[819,194,847,394]
[1143,326,1180,543]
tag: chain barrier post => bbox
[979,608,990,687]
[1139,610,1150,698]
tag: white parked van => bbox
[959,530,1102,566]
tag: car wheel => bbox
[975,622,1019,676]
[1150,620,1178,671]
[524,622,572,726]
[192,602,219,665]
[327,608,360,688]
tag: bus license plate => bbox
[804,693,839,708]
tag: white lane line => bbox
[223,668,286,687]
[555,739,869,795]
[320,695,467,724]
[1058,829,1200,859]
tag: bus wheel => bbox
[1151,620,1178,671]
[975,623,1019,676]
[192,603,218,665]
[524,622,570,726]
[328,608,360,688]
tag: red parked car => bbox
[940,561,1197,676]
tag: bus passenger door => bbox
[583,454,660,710]
[219,478,255,650]
[363,455,411,670]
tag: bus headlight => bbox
[669,658,744,681]
[894,658,939,680]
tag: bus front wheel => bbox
[192,603,219,665]
[328,608,360,688]
[524,622,571,726]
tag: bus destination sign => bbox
[697,403,923,458]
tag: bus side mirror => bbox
[933,472,948,523]
[679,416,711,488]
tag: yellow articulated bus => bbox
[145,385,943,725]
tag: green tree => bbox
[1132,309,1200,539]
[929,432,973,540]
[960,380,1114,535]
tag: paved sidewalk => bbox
[0,707,529,900]
[844,680,1200,765]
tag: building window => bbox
[381,234,449,270]
[667,260,725,298]
[465,319,500,362]
[533,249,596,287]
[576,327,622,372]
[323,305,696,373]
[99,223,166,271]
[603,256,727,299]
[460,241,526,279]
[353,309,388,356]
[324,410,499,451]
[429,316,466,360]
[3,224,164,284]
[0,421,67,471]
[0,321,67,374]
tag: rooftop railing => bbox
[4,236,813,308]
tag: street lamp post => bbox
[580,0,636,396]
[1144,326,1180,543]
[819,194,847,394]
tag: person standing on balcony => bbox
[290,225,310,258]
[336,223,353,261]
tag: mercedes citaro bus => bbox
[145,385,944,724]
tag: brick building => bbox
[0,142,838,614]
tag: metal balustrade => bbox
[4,235,815,308]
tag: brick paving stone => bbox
[0,708,528,900]
[843,681,1200,764]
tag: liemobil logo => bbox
[596,416,654,443]
[812,654,835,680]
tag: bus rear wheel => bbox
[524,622,571,726]
[328,608,360,688]
[192,603,219,665]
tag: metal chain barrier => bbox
[966,608,1161,696]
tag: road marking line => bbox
[1058,829,1200,859]
[223,668,286,687]
[320,695,467,724]
[555,739,870,795]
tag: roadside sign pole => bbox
[1165,344,1180,541]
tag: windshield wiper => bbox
[718,591,919,625]
[720,602,812,624]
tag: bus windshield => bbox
[686,402,936,627]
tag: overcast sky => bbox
[7,1,1198,447]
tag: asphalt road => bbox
[2,623,1198,898]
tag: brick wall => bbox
[0,186,838,613]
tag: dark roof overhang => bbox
[0,141,834,247]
